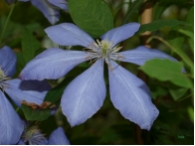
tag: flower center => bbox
[21,126,47,145]
[87,40,124,65]
[0,67,10,91]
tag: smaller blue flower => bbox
[20,23,179,130]
[0,46,50,144]
[18,0,68,24]
[18,126,70,145]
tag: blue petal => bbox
[101,23,140,47]
[0,46,16,77]
[0,91,24,144]
[108,61,159,130]
[5,79,47,107]
[19,48,89,80]
[48,127,70,144]
[117,46,178,66]
[48,0,68,10]
[30,0,60,24]
[45,23,94,48]
[17,140,25,145]
[61,59,106,126]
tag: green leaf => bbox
[151,87,168,100]
[137,19,189,34]
[68,0,114,38]
[44,77,75,104]
[169,88,188,101]
[139,59,192,88]
[122,0,144,24]
[178,29,194,52]
[186,6,194,32]
[168,29,184,49]
[22,28,40,63]
[44,86,65,104]
[0,16,22,47]
[187,106,194,122]
[22,104,50,121]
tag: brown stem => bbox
[135,0,153,145]
[140,1,153,48]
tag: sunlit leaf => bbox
[68,0,114,38]
[140,59,192,88]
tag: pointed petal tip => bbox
[139,109,159,131]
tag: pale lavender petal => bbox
[117,46,178,66]
[48,0,68,10]
[17,140,25,145]
[19,48,89,80]
[31,0,59,24]
[45,23,94,48]
[108,61,159,130]
[48,127,70,145]
[61,59,106,126]
[0,46,16,77]
[0,91,24,144]
[101,23,140,47]
[5,79,47,107]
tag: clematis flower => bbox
[18,0,68,24]
[18,126,70,145]
[20,23,179,130]
[0,46,50,144]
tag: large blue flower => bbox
[18,0,68,24]
[20,23,178,130]
[0,46,50,144]
[18,126,70,145]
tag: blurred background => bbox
[0,0,194,144]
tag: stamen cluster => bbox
[21,126,47,145]
[88,40,124,64]
[0,67,9,91]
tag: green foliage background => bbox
[0,0,194,144]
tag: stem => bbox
[140,0,153,48]
[135,0,153,145]
[0,4,15,44]
[147,36,194,74]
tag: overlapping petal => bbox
[30,0,59,24]
[117,46,177,66]
[108,61,159,130]
[5,79,47,107]
[0,91,24,144]
[0,46,16,77]
[45,23,94,48]
[48,0,68,10]
[61,59,106,126]
[19,48,89,80]
[101,23,140,47]
[48,127,70,144]
[19,80,51,92]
